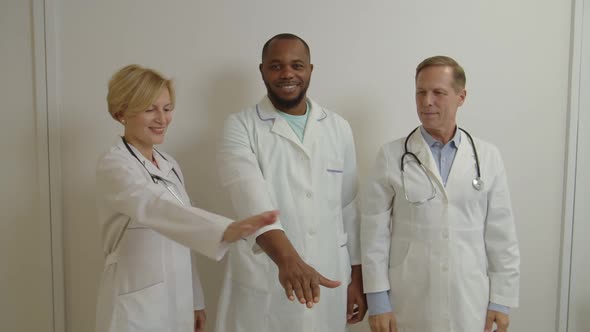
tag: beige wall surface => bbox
[0,0,54,331]
[53,1,571,331]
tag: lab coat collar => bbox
[256,95,328,156]
[408,126,475,199]
[115,137,174,180]
[255,95,327,122]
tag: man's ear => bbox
[458,89,467,106]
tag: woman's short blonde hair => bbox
[107,64,175,120]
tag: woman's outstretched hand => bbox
[222,210,279,243]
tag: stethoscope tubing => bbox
[402,126,482,189]
[121,137,185,205]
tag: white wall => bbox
[0,0,54,331]
[52,1,572,331]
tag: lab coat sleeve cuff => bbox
[214,240,230,261]
[349,256,362,266]
[191,209,233,261]
[193,299,205,311]
[489,273,519,308]
[246,222,284,254]
[489,292,519,308]
[488,302,510,314]
[361,264,391,293]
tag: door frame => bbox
[33,0,65,331]
[559,0,584,331]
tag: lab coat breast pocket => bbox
[400,159,438,205]
[449,178,488,227]
[115,227,165,295]
[322,158,344,210]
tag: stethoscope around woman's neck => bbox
[121,137,185,205]
[402,126,484,191]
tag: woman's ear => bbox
[115,112,126,124]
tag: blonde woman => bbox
[95,64,278,332]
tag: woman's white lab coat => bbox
[361,129,520,332]
[215,96,360,332]
[94,138,231,332]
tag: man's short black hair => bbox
[261,33,310,61]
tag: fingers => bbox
[195,318,205,332]
[484,310,495,332]
[223,210,279,243]
[302,277,314,308]
[278,259,339,308]
[194,310,206,332]
[347,305,362,324]
[239,210,279,236]
[293,280,306,305]
[253,210,279,227]
[311,277,320,303]
[390,316,397,332]
[318,274,341,288]
[346,298,355,322]
[368,313,394,332]
[347,300,367,323]
[284,280,295,301]
[496,312,510,332]
[288,276,316,308]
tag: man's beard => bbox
[264,80,308,111]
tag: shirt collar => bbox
[277,101,310,119]
[419,126,461,148]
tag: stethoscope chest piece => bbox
[472,177,484,191]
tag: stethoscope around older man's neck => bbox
[400,126,483,204]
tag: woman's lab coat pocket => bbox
[112,281,167,332]
[116,228,165,295]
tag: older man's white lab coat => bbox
[361,129,520,332]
